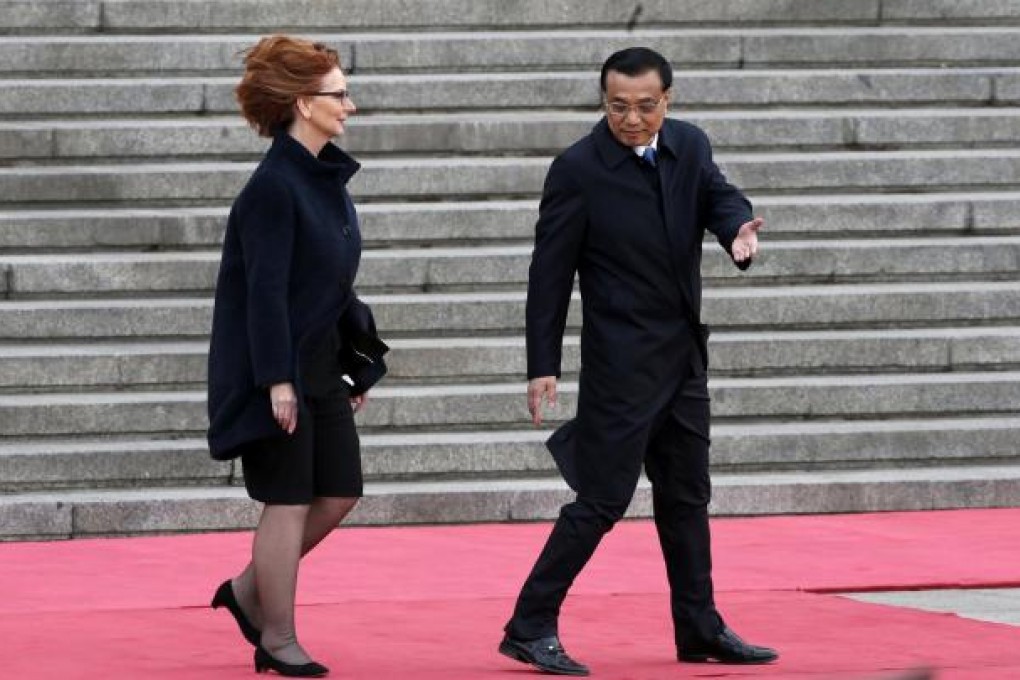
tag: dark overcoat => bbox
[207,132,386,461]
[525,117,752,496]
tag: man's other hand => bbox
[527,376,558,426]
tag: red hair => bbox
[235,35,341,137]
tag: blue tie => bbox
[641,146,657,167]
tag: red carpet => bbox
[1,509,1019,678]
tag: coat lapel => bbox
[590,118,697,318]
[592,117,632,169]
[653,121,699,318]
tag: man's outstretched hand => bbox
[731,216,764,263]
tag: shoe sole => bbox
[679,653,778,665]
[498,640,591,677]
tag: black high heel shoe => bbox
[210,579,261,647]
[254,645,329,677]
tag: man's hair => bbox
[600,47,673,92]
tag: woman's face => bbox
[304,66,356,139]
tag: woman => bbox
[206,35,387,677]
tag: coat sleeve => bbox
[237,171,296,387]
[699,134,754,271]
[526,155,587,379]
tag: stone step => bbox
[5,150,1020,207]
[355,282,1020,334]
[360,236,1020,288]
[7,108,1020,162]
[6,324,1020,391]
[1,0,1016,543]
[3,68,1018,116]
[0,438,233,492]
[4,416,1019,493]
[4,3,1016,44]
[3,326,1017,390]
[4,28,1020,77]
[384,327,1020,382]
[736,27,1020,68]
[1,372,1018,438]
[883,1,1020,25]
[7,0,1017,37]
[5,462,1019,539]
[0,0,915,37]
[2,192,1019,251]
[2,236,1016,298]
[1,281,1017,339]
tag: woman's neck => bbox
[286,120,328,157]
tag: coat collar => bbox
[592,117,680,169]
[270,130,361,184]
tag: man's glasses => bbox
[605,96,665,117]
[311,89,352,103]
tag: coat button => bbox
[342,225,352,238]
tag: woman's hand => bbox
[351,392,368,413]
[269,382,298,434]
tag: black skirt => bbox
[240,386,363,504]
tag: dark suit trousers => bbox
[506,371,722,646]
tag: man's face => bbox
[603,69,670,148]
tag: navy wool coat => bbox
[207,132,385,460]
[526,117,752,493]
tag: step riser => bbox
[0,210,230,250]
[0,161,554,204]
[0,352,208,389]
[4,425,1018,491]
[0,1,889,36]
[2,286,1018,338]
[1,379,1017,436]
[482,477,1020,524]
[3,333,1018,388]
[366,287,1020,334]
[5,32,1020,77]
[1,449,231,491]
[386,334,1020,381]
[7,113,1020,162]
[8,0,1016,36]
[1,71,1010,116]
[0,304,212,339]
[0,2,101,35]
[741,32,1020,67]
[4,154,1020,206]
[884,1,1020,23]
[5,473,1016,540]
[4,240,1019,297]
[212,72,1020,112]
[2,197,1018,250]
[0,39,298,77]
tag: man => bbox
[498,48,777,675]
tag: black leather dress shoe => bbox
[499,634,590,676]
[678,626,778,664]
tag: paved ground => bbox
[848,588,1020,627]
